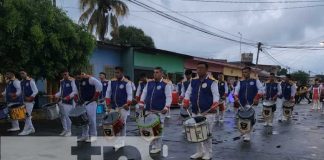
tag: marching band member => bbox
[135,73,147,117]
[179,70,193,101]
[2,71,22,132]
[75,71,102,142]
[234,67,263,142]
[18,70,38,135]
[105,67,133,148]
[216,72,228,122]
[135,73,147,102]
[310,79,322,112]
[177,77,184,96]
[264,73,282,126]
[183,62,219,160]
[54,70,77,136]
[278,74,297,121]
[99,72,109,101]
[139,67,172,154]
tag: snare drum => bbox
[69,106,89,126]
[137,114,162,141]
[183,116,210,143]
[262,100,276,119]
[238,106,255,134]
[42,102,60,120]
[102,112,124,137]
[0,102,8,120]
[283,101,294,118]
[9,104,26,120]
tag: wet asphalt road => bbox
[1,102,324,160]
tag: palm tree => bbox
[79,0,129,40]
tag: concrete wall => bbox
[90,47,122,77]
[134,51,184,73]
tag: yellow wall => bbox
[223,67,242,77]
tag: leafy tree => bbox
[79,0,129,40]
[277,68,288,76]
[0,0,95,78]
[291,70,309,85]
[0,0,95,93]
[110,25,155,48]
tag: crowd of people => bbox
[1,63,324,160]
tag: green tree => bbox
[110,25,155,48]
[277,68,288,76]
[291,70,309,85]
[79,0,129,40]
[0,0,95,93]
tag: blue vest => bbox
[60,79,74,104]
[78,78,95,102]
[21,79,33,98]
[5,80,22,103]
[177,82,182,95]
[110,79,128,109]
[281,82,292,100]
[145,80,167,111]
[183,80,190,92]
[238,79,258,106]
[190,77,214,114]
[218,81,226,97]
[265,82,279,100]
[100,80,109,99]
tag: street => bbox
[1,102,324,160]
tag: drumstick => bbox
[186,109,192,118]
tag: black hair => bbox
[115,66,124,72]
[140,73,147,78]
[185,69,193,76]
[154,67,163,73]
[286,74,291,79]
[242,67,252,71]
[99,72,106,78]
[270,73,275,76]
[197,62,209,69]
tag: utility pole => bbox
[256,42,262,65]
[238,32,242,54]
[53,0,56,6]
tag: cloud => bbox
[60,0,324,74]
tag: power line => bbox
[144,0,257,43]
[131,4,324,13]
[127,0,257,47]
[262,49,320,75]
[183,0,324,4]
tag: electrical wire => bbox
[183,0,324,4]
[131,4,324,13]
[127,0,257,47]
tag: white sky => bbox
[58,0,324,75]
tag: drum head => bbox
[283,101,294,107]
[263,100,275,107]
[42,102,58,108]
[9,103,24,108]
[238,107,255,119]
[137,114,159,126]
[103,112,120,124]
[69,107,87,116]
[184,116,206,125]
